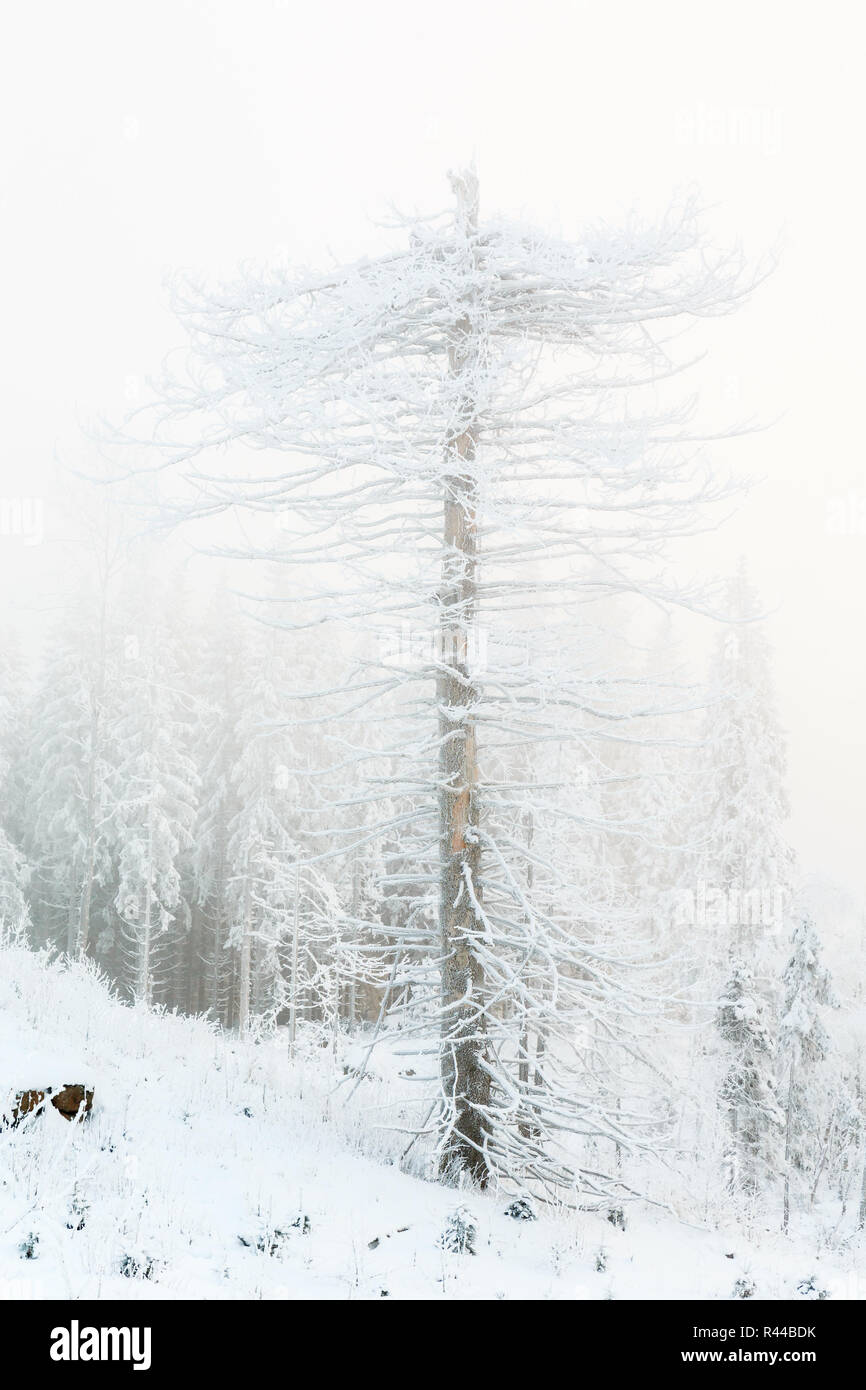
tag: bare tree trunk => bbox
[188,902,203,1015]
[209,902,222,1020]
[438,170,492,1187]
[237,864,252,1036]
[518,806,534,1140]
[206,826,229,1023]
[65,900,78,957]
[857,1142,866,1231]
[288,861,300,1060]
[77,578,109,958]
[77,717,101,956]
[140,788,155,1006]
[348,858,359,1029]
[782,1059,795,1232]
[517,1025,531,1138]
[729,1104,739,1193]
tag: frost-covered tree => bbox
[779,915,834,1229]
[0,828,31,947]
[111,580,198,1004]
[16,480,135,960]
[118,170,761,1194]
[185,586,248,1022]
[814,1080,862,1212]
[0,629,29,840]
[0,633,33,947]
[225,623,305,1035]
[695,566,797,1197]
[21,629,119,955]
[717,957,783,1195]
[699,562,794,961]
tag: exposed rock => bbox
[51,1084,94,1120]
[3,1084,93,1127]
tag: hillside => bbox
[0,944,860,1301]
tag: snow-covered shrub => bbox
[606,1205,627,1231]
[504,1198,537,1222]
[119,1253,160,1280]
[239,1215,311,1256]
[439,1206,477,1255]
[796,1275,830,1300]
[66,1188,88,1232]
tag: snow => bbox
[1,944,862,1301]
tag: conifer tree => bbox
[717,957,783,1195]
[779,915,834,1229]
[111,577,198,1004]
[119,171,759,1192]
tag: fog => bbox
[1,0,862,893]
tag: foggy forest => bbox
[1,0,864,1318]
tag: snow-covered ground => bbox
[0,944,861,1301]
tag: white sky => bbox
[1,0,863,891]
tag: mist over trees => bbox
[0,175,862,1233]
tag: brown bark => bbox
[438,171,492,1186]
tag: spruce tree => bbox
[779,915,834,1229]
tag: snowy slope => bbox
[0,944,861,1301]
